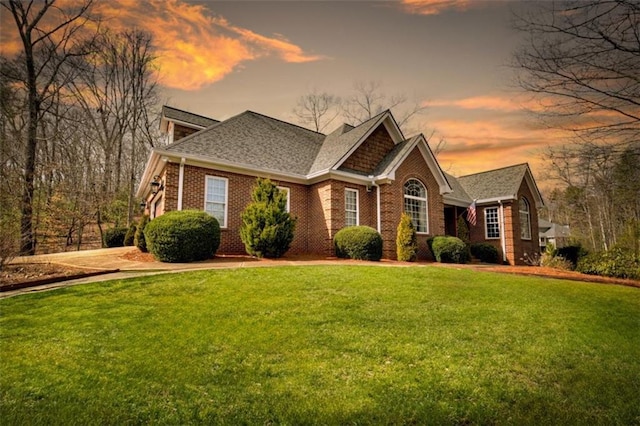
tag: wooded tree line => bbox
[1,0,159,258]
[514,0,639,255]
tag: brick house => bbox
[137,106,543,264]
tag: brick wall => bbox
[380,146,445,260]
[173,124,200,141]
[339,125,395,174]
[466,180,540,265]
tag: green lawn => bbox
[1,266,639,425]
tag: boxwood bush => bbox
[144,210,220,263]
[470,242,499,264]
[103,227,127,248]
[430,236,469,264]
[334,226,383,261]
[557,245,587,269]
[576,247,640,280]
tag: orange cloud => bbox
[426,95,550,113]
[0,0,324,90]
[400,0,474,15]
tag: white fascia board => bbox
[136,150,163,198]
[524,168,545,208]
[166,118,208,130]
[333,113,403,171]
[154,150,309,185]
[476,195,516,205]
[307,169,375,186]
[443,195,473,207]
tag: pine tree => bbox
[240,178,296,258]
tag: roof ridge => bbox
[163,105,218,122]
[458,162,528,179]
[245,110,326,136]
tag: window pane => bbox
[485,208,500,238]
[345,189,358,226]
[403,179,428,233]
[205,177,226,227]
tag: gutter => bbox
[177,157,186,210]
[499,200,507,263]
[369,175,381,233]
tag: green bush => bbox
[396,213,418,261]
[557,245,587,269]
[103,227,127,248]
[334,226,383,261]
[576,247,640,280]
[430,236,469,264]
[123,223,137,246]
[144,210,220,263]
[470,242,499,264]
[135,215,150,252]
[240,178,296,258]
[457,215,470,243]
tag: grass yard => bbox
[1,266,639,425]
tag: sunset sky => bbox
[1,0,563,182]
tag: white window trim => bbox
[404,179,429,234]
[345,188,359,226]
[277,186,290,213]
[520,197,532,240]
[204,175,228,228]
[484,207,500,239]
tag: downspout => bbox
[499,200,507,263]
[370,176,381,233]
[177,157,185,210]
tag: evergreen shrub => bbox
[135,215,150,252]
[576,247,640,279]
[470,242,499,264]
[124,223,137,246]
[103,227,127,248]
[396,213,418,261]
[334,226,383,261]
[240,178,296,258]
[144,210,220,263]
[430,236,469,264]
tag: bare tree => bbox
[513,0,640,148]
[293,89,340,132]
[2,0,96,255]
[342,81,426,131]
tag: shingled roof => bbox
[456,163,534,202]
[164,110,325,176]
[162,105,219,129]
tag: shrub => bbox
[135,215,150,252]
[123,223,137,246]
[240,179,296,258]
[396,213,418,261]
[470,243,499,264]
[103,227,127,248]
[334,226,383,261]
[430,236,469,264]
[576,247,640,280]
[557,245,587,269]
[144,210,220,263]
[456,215,470,243]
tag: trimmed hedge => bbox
[470,242,499,264]
[135,215,150,252]
[429,236,469,264]
[576,247,640,280]
[103,227,127,248]
[144,210,220,263]
[334,226,383,261]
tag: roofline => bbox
[162,105,219,123]
[245,109,326,136]
[332,111,404,171]
[458,162,530,179]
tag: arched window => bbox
[404,179,428,233]
[519,197,531,240]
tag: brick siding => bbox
[339,125,395,174]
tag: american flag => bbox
[466,200,477,226]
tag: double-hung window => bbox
[485,207,500,239]
[345,188,359,227]
[404,179,428,233]
[205,176,228,228]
